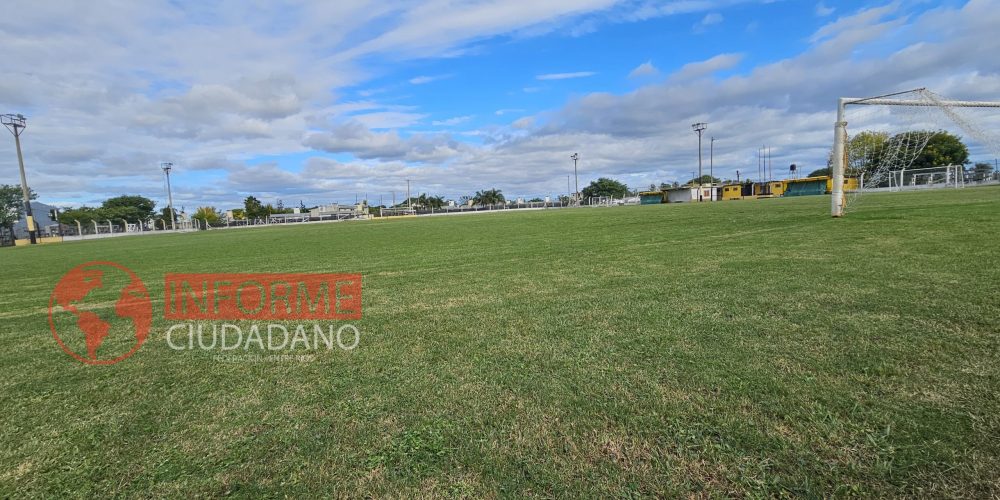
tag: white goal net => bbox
[831,88,1000,216]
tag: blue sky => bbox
[0,0,995,210]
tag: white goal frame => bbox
[831,88,1000,217]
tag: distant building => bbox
[666,185,717,203]
[12,201,59,239]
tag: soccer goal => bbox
[831,88,1000,217]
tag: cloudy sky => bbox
[1,0,997,209]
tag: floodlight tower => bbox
[710,136,716,196]
[692,123,707,201]
[2,113,36,244]
[570,153,580,204]
[160,162,176,230]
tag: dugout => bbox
[638,191,665,205]
[784,176,828,196]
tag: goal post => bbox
[831,88,1000,217]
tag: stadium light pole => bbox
[710,136,716,199]
[160,162,176,230]
[2,113,37,244]
[570,153,580,205]
[691,123,707,201]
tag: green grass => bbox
[1,187,999,497]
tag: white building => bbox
[666,186,718,203]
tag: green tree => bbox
[58,207,100,226]
[244,196,264,218]
[905,131,969,170]
[973,162,995,180]
[160,207,177,223]
[193,206,221,226]
[685,175,721,186]
[100,195,156,222]
[808,167,831,177]
[581,177,629,199]
[0,184,37,234]
[472,189,505,205]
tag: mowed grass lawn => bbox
[1,186,998,497]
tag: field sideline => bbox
[1,187,998,496]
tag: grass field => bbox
[1,187,998,497]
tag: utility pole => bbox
[767,146,772,183]
[161,162,176,230]
[570,153,580,204]
[691,123,707,201]
[710,136,715,182]
[710,136,716,201]
[2,114,36,244]
[406,180,411,211]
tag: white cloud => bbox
[815,3,835,17]
[536,71,596,80]
[693,12,724,33]
[628,60,659,78]
[409,74,453,85]
[432,115,474,126]
[671,53,744,81]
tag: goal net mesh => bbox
[840,89,1000,212]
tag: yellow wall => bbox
[14,236,63,246]
[825,177,860,192]
[720,185,742,200]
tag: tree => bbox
[907,131,969,170]
[685,175,721,186]
[230,208,246,220]
[973,162,995,180]
[581,178,629,199]
[244,196,264,219]
[160,207,177,223]
[193,206,221,226]
[101,195,156,222]
[472,189,505,206]
[649,183,657,191]
[0,184,37,234]
[423,195,445,209]
[808,167,831,177]
[58,207,100,226]
[828,130,969,175]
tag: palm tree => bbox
[472,189,504,206]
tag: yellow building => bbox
[720,184,743,200]
[753,180,786,197]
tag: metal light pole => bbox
[570,153,580,204]
[160,162,176,230]
[691,123,707,201]
[710,136,716,200]
[2,114,36,244]
[406,179,411,211]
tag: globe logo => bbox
[48,261,152,365]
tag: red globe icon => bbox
[48,261,152,365]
